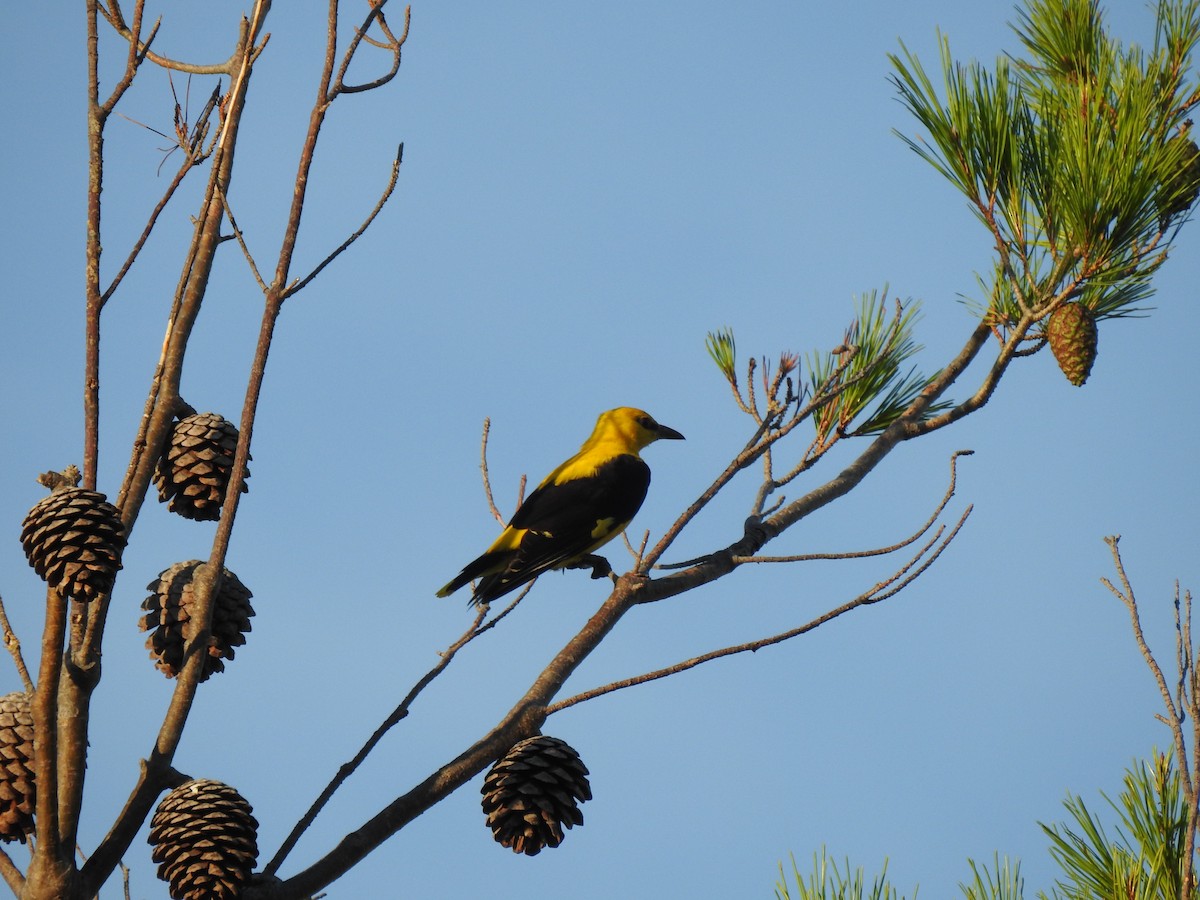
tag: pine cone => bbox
[149,779,258,900]
[1160,134,1200,228]
[481,735,591,855]
[1046,302,1098,386]
[0,692,35,843]
[20,484,126,602]
[140,561,255,682]
[154,412,250,521]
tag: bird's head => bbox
[591,407,685,452]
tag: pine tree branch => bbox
[263,603,493,878]
[0,596,34,695]
[1101,535,1189,778]
[100,0,255,76]
[546,503,972,716]
[29,585,67,884]
[279,143,404,302]
[75,7,271,891]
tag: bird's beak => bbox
[655,423,685,441]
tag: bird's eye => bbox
[637,415,654,430]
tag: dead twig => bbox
[546,503,971,716]
[330,3,411,98]
[733,449,974,564]
[280,143,404,302]
[100,0,248,76]
[480,418,504,524]
[1100,534,1200,900]
[216,186,268,293]
[263,587,524,878]
[0,596,34,695]
[101,98,218,307]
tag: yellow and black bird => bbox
[437,407,684,608]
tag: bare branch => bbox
[546,504,971,716]
[100,0,249,75]
[280,143,404,301]
[99,0,159,114]
[735,450,974,564]
[1101,536,1191,802]
[0,596,34,695]
[31,584,67,876]
[0,846,23,895]
[330,4,411,98]
[78,5,272,889]
[101,135,213,308]
[216,186,269,293]
[263,602,490,878]
[480,418,505,524]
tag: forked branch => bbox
[1100,535,1200,900]
[545,460,973,715]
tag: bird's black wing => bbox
[473,454,651,603]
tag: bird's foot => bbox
[566,554,613,581]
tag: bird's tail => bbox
[436,550,513,599]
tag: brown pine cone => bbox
[140,561,255,682]
[20,480,126,602]
[0,692,35,843]
[149,779,258,900]
[154,412,250,521]
[481,735,591,855]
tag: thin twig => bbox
[216,186,268,292]
[480,418,505,523]
[100,0,244,75]
[0,845,22,895]
[330,3,410,98]
[101,141,211,308]
[280,143,404,301]
[1100,535,1200,900]
[546,505,971,716]
[0,596,34,694]
[99,0,159,114]
[733,450,974,564]
[1102,536,1186,738]
[264,601,496,877]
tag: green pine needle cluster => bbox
[706,292,948,443]
[1040,749,1195,900]
[808,291,950,439]
[890,0,1200,332]
[775,848,914,900]
[961,855,1026,900]
[774,750,1196,900]
[706,327,738,385]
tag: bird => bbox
[437,407,685,608]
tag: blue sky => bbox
[2,1,1199,897]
